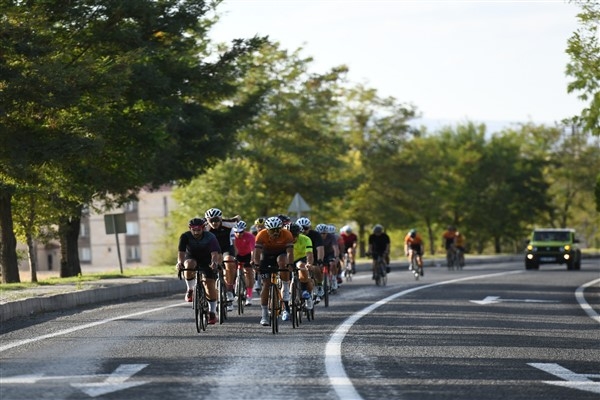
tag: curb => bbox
[1,277,181,323]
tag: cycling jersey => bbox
[293,233,313,262]
[234,231,255,257]
[255,229,294,257]
[341,232,357,250]
[369,233,390,256]
[442,230,456,249]
[209,225,234,254]
[178,231,221,266]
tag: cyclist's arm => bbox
[177,251,186,266]
[253,244,263,265]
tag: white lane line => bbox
[0,303,184,353]
[575,278,600,324]
[325,270,525,400]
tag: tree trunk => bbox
[358,223,366,257]
[0,186,20,283]
[59,212,82,278]
[494,236,502,254]
[26,232,38,283]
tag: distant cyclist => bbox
[367,224,390,279]
[442,225,457,268]
[340,225,358,273]
[253,216,294,326]
[404,229,424,276]
[176,217,221,325]
[316,223,340,291]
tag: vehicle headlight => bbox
[526,254,534,260]
[564,245,571,251]
[527,245,533,251]
[564,254,570,260]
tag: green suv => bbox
[525,228,581,270]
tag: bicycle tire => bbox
[218,273,227,324]
[323,273,330,307]
[194,285,202,332]
[236,272,245,315]
[270,282,279,334]
[291,280,299,328]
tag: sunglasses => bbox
[209,217,221,223]
[268,228,281,233]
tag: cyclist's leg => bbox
[259,255,276,325]
[244,265,254,304]
[277,254,291,318]
[313,263,324,299]
[223,253,236,300]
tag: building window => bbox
[127,246,140,261]
[80,223,88,237]
[80,247,91,262]
[126,221,139,236]
[124,201,138,212]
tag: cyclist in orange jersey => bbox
[253,216,294,326]
[404,229,424,275]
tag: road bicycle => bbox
[234,259,247,315]
[408,251,422,280]
[446,246,459,270]
[290,265,302,328]
[268,267,288,334]
[456,247,465,269]
[343,253,353,282]
[178,267,209,333]
[322,262,330,307]
[374,254,387,286]
[216,264,228,324]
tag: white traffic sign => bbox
[470,296,559,305]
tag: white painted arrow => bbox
[470,296,559,305]
[529,363,600,394]
[70,364,148,397]
[70,364,149,397]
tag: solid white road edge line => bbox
[575,278,600,324]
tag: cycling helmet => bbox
[315,223,328,233]
[250,225,258,235]
[373,224,384,234]
[188,217,206,228]
[409,228,417,238]
[205,208,223,219]
[233,220,247,233]
[296,217,311,229]
[254,217,266,227]
[341,225,352,233]
[289,223,302,236]
[277,214,291,224]
[264,216,283,230]
[327,224,336,234]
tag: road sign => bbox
[104,213,126,273]
[287,192,311,218]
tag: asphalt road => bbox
[1,260,598,400]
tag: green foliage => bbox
[566,1,600,136]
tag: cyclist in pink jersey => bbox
[232,221,256,306]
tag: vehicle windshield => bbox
[533,231,571,242]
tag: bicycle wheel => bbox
[291,280,299,328]
[194,285,202,332]
[218,274,227,324]
[270,282,279,334]
[323,273,330,307]
[236,273,245,315]
[380,262,387,286]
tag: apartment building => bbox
[18,186,177,274]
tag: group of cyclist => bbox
[442,225,466,269]
[177,208,466,326]
[177,209,369,326]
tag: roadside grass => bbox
[0,265,173,292]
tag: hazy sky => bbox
[210,0,585,131]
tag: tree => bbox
[0,0,266,281]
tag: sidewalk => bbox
[0,254,534,324]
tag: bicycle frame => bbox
[374,255,387,286]
[343,253,352,282]
[268,268,286,334]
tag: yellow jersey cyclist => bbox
[289,223,315,311]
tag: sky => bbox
[209,0,585,132]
